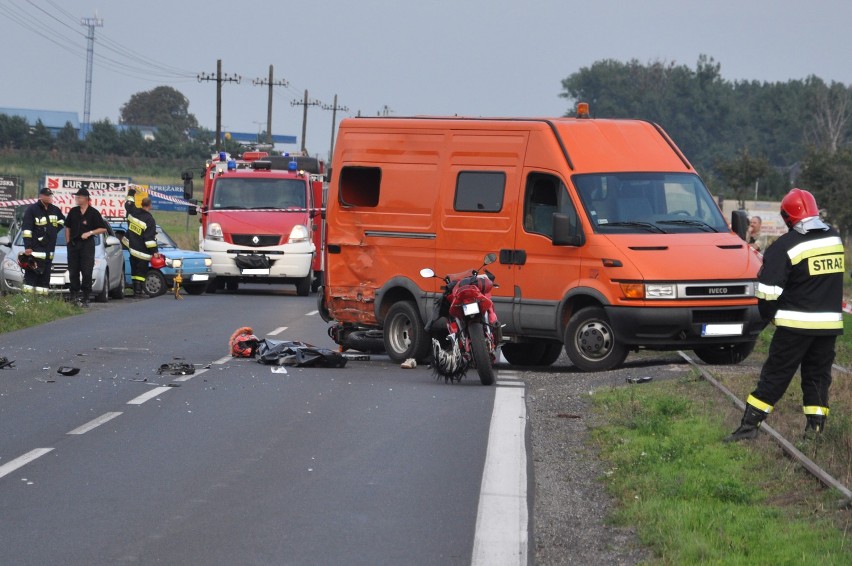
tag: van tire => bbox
[564,306,628,372]
[502,341,563,366]
[383,301,430,363]
[693,341,756,365]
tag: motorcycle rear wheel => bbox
[468,321,495,385]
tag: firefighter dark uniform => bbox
[21,188,65,294]
[122,187,158,297]
[726,189,843,442]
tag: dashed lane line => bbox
[213,355,232,365]
[67,412,123,435]
[305,310,319,316]
[0,448,54,480]
[126,386,172,405]
[267,326,288,336]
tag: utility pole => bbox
[291,90,321,153]
[198,59,241,150]
[252,65,288,146]
[80,14,103,131]
[322,94,348,163]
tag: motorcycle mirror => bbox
[419,268,435,279]
[483,253,497,265]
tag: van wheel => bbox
[564,306,628,372]
[502,342,563,366]
[693,342,756,365]
[383,301,430,363]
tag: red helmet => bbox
[150,253,166,269]
[780,188,820,229]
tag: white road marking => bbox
[0,448,54,480]
[497,381,526,388]
[173,368,208,382]
[67,412,123,435]
[127,386,172,405]
[213,356,232,365]
[305,310,319,316]
[471,385,529,566]
[267,326,288,336]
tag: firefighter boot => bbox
[803,415,826,442]
[133,281,145,298]
[724,405,767,442]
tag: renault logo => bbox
[252,236,260,245]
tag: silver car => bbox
[0,226,125,302]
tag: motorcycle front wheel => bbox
[468,321,495,386]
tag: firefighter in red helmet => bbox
[726,189,844,441]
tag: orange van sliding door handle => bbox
[499,249,527,266]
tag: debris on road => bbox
[256,339,347,368]
[57,366,80,376]
[400,358,417,369]
[230,326,260,358]
[626,376,653,384]
[0,356,15,369]
[271,366,288,374]
[157,361,196,376]
[556,413,582,419]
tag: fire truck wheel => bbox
[295,275,311,296]
[383,301,430,363]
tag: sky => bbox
[1,0,851,160]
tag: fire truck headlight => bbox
[288,224,310,244]
[208,223,224,241]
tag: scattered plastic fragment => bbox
[0,357,14,370]
[157,362,195,376]
[400,358,417,369]
[343,353,371,361]
[57,366,80,376]
[271,366,288,374]
[626,376,653,384]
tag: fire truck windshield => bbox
[211,178,307,210]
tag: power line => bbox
[198,59,241,149]
[322,95,348,162]
[291,90,322,153]
[252,65,289,145]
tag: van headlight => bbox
[645,284,676,299]
[288,224,310,244]
[208,222,224,241]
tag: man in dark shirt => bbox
[64,188,108,306]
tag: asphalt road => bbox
[0,286,528,565]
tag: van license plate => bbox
[241,268,270,275]
[701,323,744,337]
[463,302,480,316]
[191,274,209,281]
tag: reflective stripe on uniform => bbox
[35,286,49,295]
[31,252,47,259]
[129,248,153,261]
[755,282,783,301]
[145,240,157,249]
[132,275,145,282]
[787,236,844,265]
[127,213,148,232]
[803,405,830,416]
[22,284,36,293]
[774,309,843,330]
[49,215,63,227]
[22,230,32,237]
[747,394,774,414]
[34,216,47,226]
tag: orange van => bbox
[319,112,763,371]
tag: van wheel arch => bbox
[558,289,609,331]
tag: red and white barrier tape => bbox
[0,183,200,210]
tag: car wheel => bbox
[184,283,206,295]
[144,270,167,297]
[109,265,125,300]
[96,269,110,303]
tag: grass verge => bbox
[592,378,852,564]
[0,293,80,333]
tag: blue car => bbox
[110,221,215,296]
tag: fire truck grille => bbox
[231,235,281,247]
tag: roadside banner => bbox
[43,174,132,217]
[0,175,23,223]
[145,184,188,212]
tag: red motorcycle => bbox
[421,253,500,385]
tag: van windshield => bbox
[211,178,306,210]
[573,172,728,234]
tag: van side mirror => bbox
[731,210,749,241]
[181,171,194,200]
[553,213,585,247]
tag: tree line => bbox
[561,56,852,236]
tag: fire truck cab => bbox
[184,151,325,295]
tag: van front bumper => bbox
[605,304,764,348]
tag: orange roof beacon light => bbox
[576,102,590,119]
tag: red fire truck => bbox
[183,151,325,295]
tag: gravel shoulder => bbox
[521,352,691,565]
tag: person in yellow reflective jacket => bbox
[122,186,159,297]
[726,189,844,442]
[21,187,65,295]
